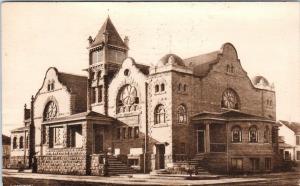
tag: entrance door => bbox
[197,130,205,153]
[94,126,104,154]
[155,144,165,170]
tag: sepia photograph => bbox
[1,2,300,185]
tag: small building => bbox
[2,135,11,168]
[278,120,300,161]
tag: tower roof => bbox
[90,17,128,49]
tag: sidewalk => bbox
[2,169,277,186]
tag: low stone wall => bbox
[37,155,87,175]
[10,156,30,169]
[90,154,104,176]
[37,148,87,175]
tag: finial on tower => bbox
[107,9,110,18]
[24,104,27,109]
[88,36,93,45]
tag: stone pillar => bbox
[205,122,210,153]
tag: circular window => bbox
[221,89,239,110]
[124,69,130,76]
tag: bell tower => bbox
[87,17,129,114]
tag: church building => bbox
[10,17,280,175]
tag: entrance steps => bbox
[107,156,136,175]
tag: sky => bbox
[2,2,300,136]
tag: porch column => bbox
[205,122,210,153]
[63,125,68,148]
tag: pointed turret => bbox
[89,17,128,50]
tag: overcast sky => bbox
[2,2,300,135]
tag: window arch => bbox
[263,126,270,143]
[13,137,17,149]
[231,126,242,143]
[249,126,258,143]
[117,84,139,113]
[177,105,187,124]
[19,136,24,149]
[43,101,58,121]
[221,88,240,110]
[155,104,166,124]
[161,84,165,92]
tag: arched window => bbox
[177,105,187,124]
[155,104,166,124]
[155,85,159,93]
[249,126,258,143]
[231,126,242,143]
[13,137,17,149]
[43,101,58,121]
[264,126,270,143]
[19,136,24,149]
[221,89,240,110]
[117,84,139,113]
[161,84,165,92]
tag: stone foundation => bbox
[37,148,87,175]
[10,156,30,169]
[90,154,104,176]
[37,155,87,175]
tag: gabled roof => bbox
[191,110,275,123]
[279,120,300,134]
[183,51,220,77]
[135,63,150,75]
[11,126,29,133]
[42,111,115,124]
[36,67,88,113]
[90,17,128,49]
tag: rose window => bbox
[117,84,139,113]
[221,89,239,110]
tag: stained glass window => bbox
[232,126,242,143]
[155,104,166,124]
[249,126,258,143]
[221,89,239,109]
[44,101,58,121]
[177,105,187,124]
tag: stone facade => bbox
[10,17,279,175]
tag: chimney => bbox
[124,36,129,47]
[24,104,27,120]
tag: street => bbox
[2,169,300,186]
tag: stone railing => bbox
[117,104,139,113]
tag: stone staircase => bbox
[107,156,136,175]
